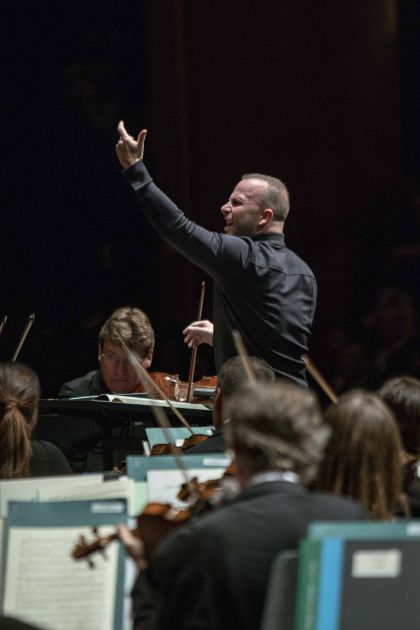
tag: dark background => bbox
[1,1,419,395]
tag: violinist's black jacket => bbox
[123,163,317,386]
[131,479,365,630]
[58,369,109,398]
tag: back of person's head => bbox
[317,390,403,519]
[225,381,327,483]
[241,173,290,222]
[99,306,155,357]
[0,362,40,478]
[218,356,275,398]
[378,376,420,456]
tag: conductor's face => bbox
[221,178,268,237]
[99,340,144,393]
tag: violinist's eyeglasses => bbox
[101,351,142,368]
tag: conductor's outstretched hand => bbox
[116,121,147,169]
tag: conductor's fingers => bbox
[118,120,132,141]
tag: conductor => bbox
[116,123,316,385]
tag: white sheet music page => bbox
[3,525,118,630]
[0,475,103,518]
[38,479,136,516]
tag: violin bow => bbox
[232,330,256,383]
[186,281,206,403]
[302,354,338,404]
[117,337,195,436]
[72,341,200,565]
[117,337,195,485]
[0,315,7,338]
[11,313,36,362]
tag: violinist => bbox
[184,355,275,454]
[116,122,317,387]
[0,362,71,478]
[59,306,155,397]
[119,381,366,630]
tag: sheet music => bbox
[133,481,148,514]
[147,468,225,507]
[38,479,136,516]
[94,394,209,410]
[0,475,103,518]
[3,525,118,630]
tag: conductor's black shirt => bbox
[124,162,317,385]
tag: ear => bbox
[258,208,274,227]
[141,348,153,369]
[97,342,102,363]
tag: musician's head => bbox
[213,356,275,428]
[316,390,403,519]
[378,375,420,457]
[0,361,40,478]
[98,306,155,393]
[224,381,327,486]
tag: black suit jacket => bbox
[58,369,109,398]
[132,480,366,630]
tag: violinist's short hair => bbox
[0,361,40,478]
[224,381,328,483]
[99,306,155,357]
[218,356,275,398]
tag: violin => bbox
[177,374,217,404]
[149,432,211,456]
[147,374,217,455]
[72,470,235,563]
[133,371,181,401]
[72,502,194,562]
[133,372,217,405]
[115,333,217,455]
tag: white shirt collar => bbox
[246,470,300,487]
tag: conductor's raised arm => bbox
[116,121,147,169]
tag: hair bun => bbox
[5,399,20,410]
